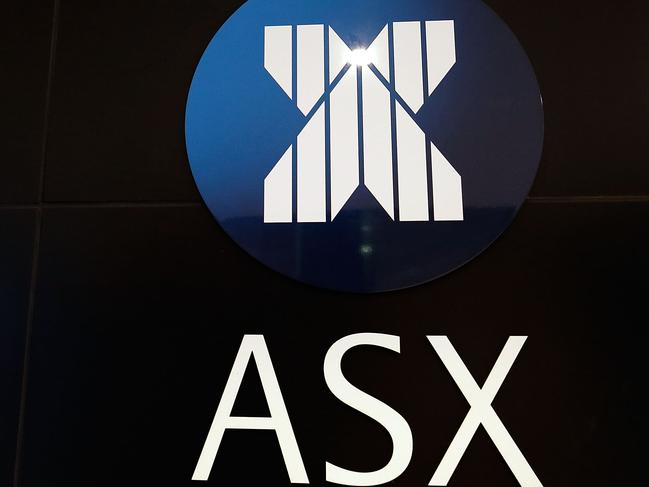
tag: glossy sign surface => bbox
[186,0,543,292]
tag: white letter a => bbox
[192,335,309,483]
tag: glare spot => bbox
[349,48,373,66]
[360,244,374,256]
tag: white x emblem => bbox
[264,22,464,223]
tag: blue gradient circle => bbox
[186,0,543,293]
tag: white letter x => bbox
[427,336,542,487]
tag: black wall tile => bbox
[485,0,649,197]
[42,0,243,203]
[7,2,649,487]
[0,210,36,485]
[19,202,647,486]
[0,1,54,203]
[42,0,649,203]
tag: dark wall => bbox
[1,1,647,486]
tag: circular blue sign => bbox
[186,0,543,293]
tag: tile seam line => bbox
[39,201,204,208]
[3,197,649,211]
[37,0,60,203]
[13,0,60,485]
[526,196,649,203]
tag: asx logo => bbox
[185,0,544,292]
[263,21,464,224]
[192,334,543,487]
